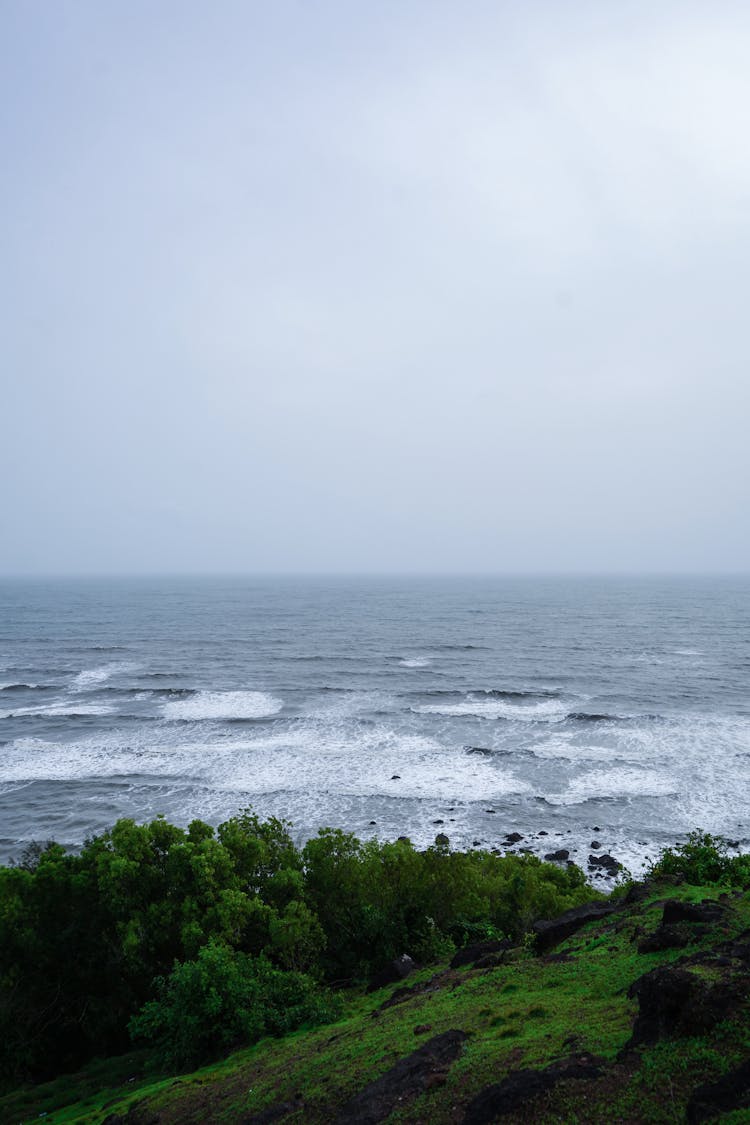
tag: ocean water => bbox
[1,575,748,880]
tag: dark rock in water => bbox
[435,833,450,846]
[627,966,738,1045]
[593,826,601,832]
[450,939,514,969]
[432,819,444,825]
[588,853,621,872]
[369,820,377,825]
[334,1029,468,1125]
[544,848,570,862]
[466,746,493,756]
[533,900,619,953]
[686,1058,750,1123]
[637,924,692,953]
[397,835,410,843]
[463,1053,603,1123]
[472,840,482,847]
[590,840,601,849]
[390,774,401,780]
[504,832,523,843]
[485,808,496,814]
[367,954,417,993]
[538,829,548,835]
[662,899,727,925]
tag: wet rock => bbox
[463,1053,603,1123]
[538,830,548,835]
[390,774,401,780]
[686,1058,750,1123]
[627,966,738,1045]
[544,848,570,862]
[588,853,622,872]
[472,840,482,847]
[533,900,619,953]
[590,840,601,849]
[432,819,444,825]
[334,1029,468,1125]
[504,832,523,843]
[450,939,514,969]
[435,833,450,846]
[367,954,417,993]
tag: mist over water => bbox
[1,575,748,880]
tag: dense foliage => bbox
[648,830,750,886]
[0,811,594,1085]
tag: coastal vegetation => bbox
[2,821,750,1122]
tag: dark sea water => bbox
[1,576,748,880]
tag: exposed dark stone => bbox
[367,954,417,993]
[432,819,444,825]
[627,966,738,1045]
[243,1101,302,1125]
[686,1058,750,1123]
[397,835,409,843]
[450,939,514,969]
[621,879,652,905]
[590,840,601,849]
[588,853,622,872]
[334,1029,468,1125]
[539,830,548,835]
[544,849,569,862]
[533,900,619,953]
[662,899,727,925]
[463,1053,603,1124]
[390,774,401,780]
[637,924,692,954]
[504,832,523,843]
[435,833,450,846]
[472,840,482,847]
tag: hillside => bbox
[5,871,750,1124]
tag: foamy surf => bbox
[163,690,283,721]
[414,696,569,721]
[71,663,139,691]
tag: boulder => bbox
[686,1058,750,1123]
[544,849,569,862]
[637,924,692,954]
[627,966,737,1045]
[463,1053,603,1123]
[450,939,514,969]
[334,1030,468,1125]
[532,900,618,953]
[662,899,727,925]
[367,953,417,993]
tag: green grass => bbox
[4,881,750,1124]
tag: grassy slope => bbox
[4,880,750,1125]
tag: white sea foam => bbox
[399,658,430,668]
[415,696,569,722]
[0,701,117,719]
[71,663,138,691]
[549,767,678,806]
[213,722,531,802]
[163,690,283,721]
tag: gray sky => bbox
[2,0,749,574]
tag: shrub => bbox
[649,831,750,887]
[128,941,340,1070]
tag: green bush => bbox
[649,831,750,887]
[129,941,340,1070]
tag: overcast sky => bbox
[2,0,749,574]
